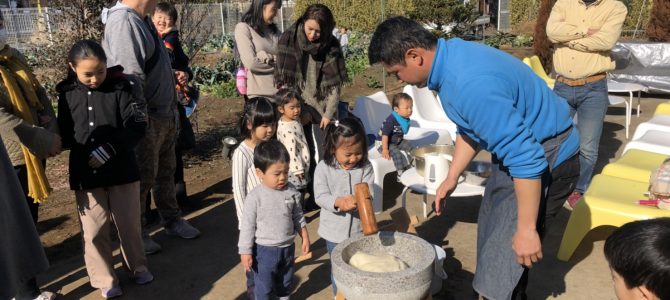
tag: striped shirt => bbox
[232,141,262,228]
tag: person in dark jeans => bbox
[369,17,581,299]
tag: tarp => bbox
[609,42,670,94]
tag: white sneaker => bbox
[100,286,122,299]
[165,218,200,239]
[33,291,57,300]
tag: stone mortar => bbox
[331,231,435,300]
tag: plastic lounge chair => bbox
[522,56,556,89]
[601,149,669,183]
[557,174,670,261]
[402,85,457,141]
[654,102,670,116]
[608,95,632,138]
[632,115,670,140]
[623,130,670,156]
[353,92,452,213]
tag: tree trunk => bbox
[533,0,557,74]
[647,0,670,42]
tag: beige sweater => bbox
[0,50,59,166]
[234,22,280,98]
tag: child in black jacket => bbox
[57,40,151,299]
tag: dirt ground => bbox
[32,60,670,299]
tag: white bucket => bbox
[431,244,448,295]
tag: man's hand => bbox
[587,27,600,36]
[435,177,459,215]
[335,195,357,212]
[382,149,391,160]
[512,228,543,268]
[175,70,189,86]
[240,254,253,272]
[48,135,62,157]
[320,117,331,129]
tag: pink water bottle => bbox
[236,67,247,95]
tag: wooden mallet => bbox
[354,183,378,236]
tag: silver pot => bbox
[411,144,455,177]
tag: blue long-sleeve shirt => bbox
[427,38,579,179]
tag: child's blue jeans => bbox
[253,244,295,300]
[326,240,338,295]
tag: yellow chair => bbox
[522,55,556,89]
[654,102,670,116]
[557,174,670,261]
[601,149,669,183]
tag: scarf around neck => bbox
[0,46,51,202]
[275,22,347,97]
[392,111,410,134]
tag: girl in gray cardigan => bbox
[314,118,374,295]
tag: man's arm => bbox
[567,4,628,52]
[435,134,478,215]
[512,178,543,267]
[104,17,150,81]
[546,0,588,43]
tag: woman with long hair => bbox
[234,0,282,100]
[275,4,347,210]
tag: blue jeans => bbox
[253,244,295,299]
[553,78,608,193]
[326,240,338,295]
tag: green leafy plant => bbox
[200,79,238,99]
[512,34,534,47]
[366,76,382,88]
[409,0,479,38]
[483,32,517,48]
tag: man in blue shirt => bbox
[369,17,580,299]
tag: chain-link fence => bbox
[1,2,296,49]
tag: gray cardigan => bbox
[314,160,374,243]
[238,184,306,254]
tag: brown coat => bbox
[0,48,59,166]
[0,139,49,298]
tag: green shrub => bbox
[200,80,238,99]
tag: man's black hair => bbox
[368,16,437,66]
[604,217,670,299]
[254,140,290,172]
[391,92,413,108]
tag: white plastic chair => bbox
[403,85,457,141]
[631,115,670,140]
[353,92,452,213]
[623,130,670,155]
[608,95,631,139]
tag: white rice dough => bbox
[349,251,409,273]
